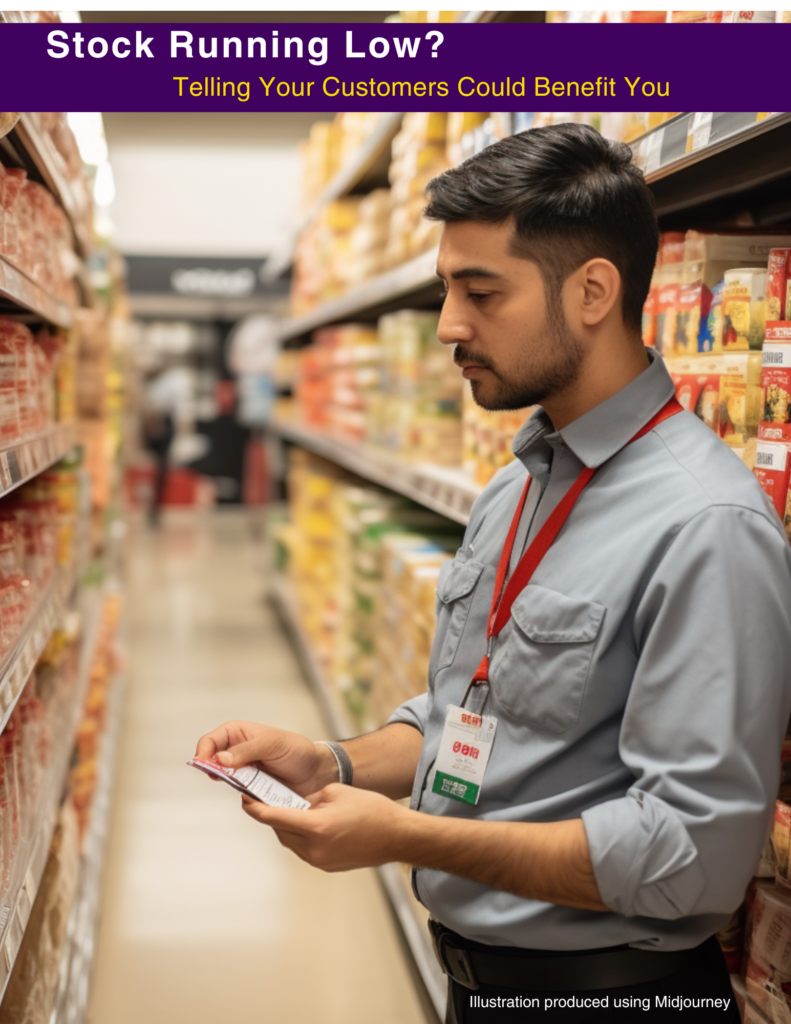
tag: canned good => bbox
[722,268,767,351]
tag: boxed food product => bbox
[746,953,791,1023]
[719,352,763,447]
[723,268,767,351]
[748,881,791,975]
[760,331,791,441]
[767,250,791,322]
[753,440,791,521]
[669,361,721,432]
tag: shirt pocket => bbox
[430,555,487,678]
[489,584,605,734]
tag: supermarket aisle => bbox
[88,511,433,1024]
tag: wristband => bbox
[319,741,354,786]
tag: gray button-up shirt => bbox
[388,349,791,951]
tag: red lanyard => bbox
[469,396,683,688]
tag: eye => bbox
[469,292,491,303]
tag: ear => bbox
[570,259,622,328]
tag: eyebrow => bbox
[435,266,503,282]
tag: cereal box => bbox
[760,330,791,442]
[723,268,767,351]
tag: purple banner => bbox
[0,22,787,112]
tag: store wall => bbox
[105,111,328,257]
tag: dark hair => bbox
[424,123,659,335]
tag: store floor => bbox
[89,510,435,1024]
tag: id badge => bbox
[432,705,497,805]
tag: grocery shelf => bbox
[0,424,77,501]
[635,112,791,221]
[0,254,74,330]
[8,115,91,257]
[268,417,479,525]
[378,862,447,1018]
[0,558,81,739]
[269,572,354,738]
[0,584,104,1005]
[268,572,447,1020]
[50,662,124,1024]
[263,112,404,282]
[279,248,441,343]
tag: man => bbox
[197,124,791,1022]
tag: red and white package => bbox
[754,441,791,520]
[749,885,791,974]
[188,757,311,810]
[746,952,791,1023]
[761,332,791,442]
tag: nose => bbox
[437,290,474,347]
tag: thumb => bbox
[216,737,268,768]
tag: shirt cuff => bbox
[386,693,428,735]
[582,790,706,920]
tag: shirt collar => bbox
[512,348,676,470]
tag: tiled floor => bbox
[88,511,434,1024]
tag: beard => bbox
[454,307,585,412]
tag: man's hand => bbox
[195,721,338,797]
[241,782,608,913]
[195,721,424,800]
[241,784,409,871]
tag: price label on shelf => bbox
[644,130,665,175]
[687,112,713,154]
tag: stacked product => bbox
[283,449,345,675]
[373,531,456,729]
[74,310,115,529]
[296,113,382,215]
[651,234,791,454]
[0,320,68,444]
[0,591,122,1024]
[280,449,461,730]
[290,197,363,315]
[0,619,80,937]
[712,754,791,1021]
[462,386,533,487]
[750,300,791,540]
[294,324,381,440]
[385,112,449,268]
[375,310,463,465]
[70,592,122,841]
[0,164,79,308]
[346,188,393,288]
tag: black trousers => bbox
[446,937,739,1023]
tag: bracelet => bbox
[319,741,354,786]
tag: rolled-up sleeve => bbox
[582,505,791,920]
[387,693,429,734]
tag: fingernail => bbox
[217,752,232,766]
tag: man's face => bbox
[435,220,584,412]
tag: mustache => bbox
[453,345,497,372]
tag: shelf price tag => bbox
[644,130,665,175]
[687,113,713,154]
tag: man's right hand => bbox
[195,721,337,797]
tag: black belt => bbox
[428,918,713,992]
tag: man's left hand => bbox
[241,784,409,871]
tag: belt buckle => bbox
[428,918,479,991]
